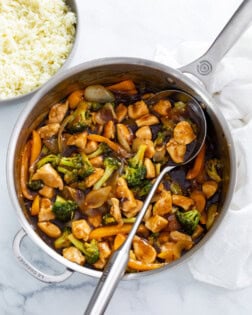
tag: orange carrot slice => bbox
[107,80,137,95]
[186,143,206,180]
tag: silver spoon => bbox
[84,90,207,315]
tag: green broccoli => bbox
[102,213,136,225]
[176,209,200,235]
[89,102,103,112]
[68,234,99,265]
[36,154,60,169]
[170,181,183,195]
[57,153,94,183]
[87,143,111,159]
[67,101,92,133]
[52,195,78,221]
[154,131,167,147]
[123,144,147,187]
[131,180,152,198]
[174,101,187,111]
[206,159,223,183]
[54,228,71,249]
[93,157,120,190]
[27,179,44,191]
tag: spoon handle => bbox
[84,165,174,315]
[180,0,252,85]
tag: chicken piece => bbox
[132,138,155,159]
[84,140,98,154]
[93,242,111,269]
[157,231,170,244]
[128,100,149,119]
[123,199,143,218]
[173,121,196,145]
[48,102,68,124]
[145,215,168,233]
[89,156,104,168]
[116,177,137,209]
[144,158,156,178]
[116,123,133,152]
[169,231,193,250]
[72,219,91,241]
[38,222,61,238]
[115,103,128,122]
[110,197,123,225]
[172,194,194,210]
[63,247,85,265]
[153,99,171,116]
[38,185,55,199]
[166,138,186,163]
[67,132,87,150]
[136,114,159,127]
[87,213,102,228]
[37,123,60,139]
[153,189,172,216]
[38,198,55,222]
[143,205,152,222]
[157,242,181,263]
[84,168,104,188]
[103,120,115,139]
[135,126,152,140]
[133,236,157,263]
[202,180,218,199]
[32,163,63,190]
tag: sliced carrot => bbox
[190,190,206,213]
[87,134,131,158]
[186,143,206,180]
[68,89,85,109]
[30,130,41,166]
[89,224,147,240]
[113,233,126,250]
[20,141,34,200]
[128,259,166,271]
[107,80,137,95]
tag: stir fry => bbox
[20,80,222,271]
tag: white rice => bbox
[0,0,76,99]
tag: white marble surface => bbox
[1,0,252,314]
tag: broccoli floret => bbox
[78,153,94,179]
[68,234,99,264]
[57,153,94,183]
[206,159,223,182]
[59,154,83,169]
[123,144,147,187]
[131,180,152,198]
[54,228,71,249]
[176,209,200,235]
[154,131,167,147]
[27,179,44,191]
[67,101,92,133]
[170,181,183,195]
[102,213,136,225]
[93,157,120,190]
[89,102,103,112]
[52,195,78,221]
[87,143,111,159]
[57,166,79,184]
[36,154,60,169]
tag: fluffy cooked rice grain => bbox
[0,0,76,99]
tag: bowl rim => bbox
[6,56,237,280]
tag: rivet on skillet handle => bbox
[13,229,73,283]
[180,0,252,86]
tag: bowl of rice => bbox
[0,0,78,105]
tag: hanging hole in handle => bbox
[13,229,73,283]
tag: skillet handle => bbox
[13,229,73,283]
[180,0,252,85]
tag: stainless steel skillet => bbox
[6,0,251,294]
